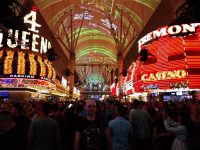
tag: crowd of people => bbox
[0,98,200,150]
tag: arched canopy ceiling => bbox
[33,0,161,83]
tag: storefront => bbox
[0,8,69,101]
[128,23,200,101]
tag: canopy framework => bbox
[33,0,161,94]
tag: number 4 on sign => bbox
[24,10,41,33]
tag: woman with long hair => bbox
[163,104,192,150]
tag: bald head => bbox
[86,100,97,117]
[86,100,96,108]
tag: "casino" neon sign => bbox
[141,69,187,81]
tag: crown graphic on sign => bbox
[32,6,38,12]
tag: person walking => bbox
[29,102,60,150]
[107,105,132,150]
[0,111,28,150]
[74,100,105,150]
[129,99,153,150]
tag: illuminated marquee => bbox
[125,81,133,91]
[10,74,35,79]
[143,84,159,90]
[0,8,51,53]
[61,76,67,88]
[0,49,55,81]
[138,23,200,51]
[141,69,187,81]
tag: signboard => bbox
[141,69,187,81]
[61,76,67,88]
[138,23,200,51]
[0,7,51,53]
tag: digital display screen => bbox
[0,92,9,97]
[176,91,182,95]
[171,92,176,95]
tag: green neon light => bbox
[72,27,128,49]
[77,28,108,36]
[79,28,106,34]
[60,27,116,49]
[58,26,116,58]
[77,29,115,45]
[76,47,117,61]
[78,36,115,45]
[59,26,112,43]
[76,45,116,54]
[77,42,115,52]
[76,46,116,58]
[77,55,116,63]
[86,74,104,83]
[82,25,111,35]
[61,26,127,53]
[77,58,115,65]
[76,44,116,54]
[81,25,111,36]
[114,10,120,19]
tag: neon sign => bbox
[125,81,133,91]
[143,84,159,90]
[9,74,35,79]
[0,74,49,81]
[61,76,67,88]
[0,9,51,53]
[138,23,200,51]
[141,69,187,81]
[170,81,188,89]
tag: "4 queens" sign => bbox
[0,6,51,54]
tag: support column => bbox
[117,52,123,91]
[110,69,114,84]
[69,52,75,98]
